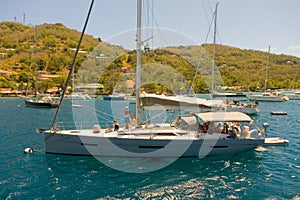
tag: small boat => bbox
[270,111,287,115]
[285,91,300,100]
[249,92,289,102]
[264,137,289,145]
[25,96,59,108]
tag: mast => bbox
[264,46,271,92]
[34,25,38,97]
[51,0,94,130]
[135,0,142,126]
[211,2,218,95]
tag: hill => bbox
[1,22,300,94]
[0,22,100,91]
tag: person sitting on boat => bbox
[235,122,241,134]
[113,120,119,131]
[130,113,135,127]
[228,125,237,138]
[222,123,229,134]
[212,122,222,133]
[199,122,209,133]
[123,107,131,130]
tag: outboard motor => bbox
[262,123,269,136]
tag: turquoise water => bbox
[0,98,299,199]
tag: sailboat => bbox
[64,68,91,100]
[24,68,59,108]
[207,4,259,115]
[249,46,289,102]
[25,25,59,108]
[285,91,300,100]
[40,1,266,157]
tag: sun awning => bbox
[195,112,252,122]
[140,94,223,111]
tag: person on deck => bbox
[113,120,119,131]
[130,113,135,127]
[123,107,131,130]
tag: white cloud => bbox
[287,45,300,51]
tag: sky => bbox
[1,0,300,57]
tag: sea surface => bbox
[0,97,299,199]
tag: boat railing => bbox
[54,122,100,131]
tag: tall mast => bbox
[51,0,94,130]
[211,2,218,94]
[34,25,38,97]
[135,0,142,126]
[264,46,271,92]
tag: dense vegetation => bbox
[0,22,100,92]
[1,22,299,94]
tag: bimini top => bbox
[195,112,252,122]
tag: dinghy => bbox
[270,111,287,115]
[264,137,289,145]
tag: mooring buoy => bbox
[24,147,33,154]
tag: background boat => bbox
[249,92,289,102]
[285,91,300,100]
[25,96,59,108]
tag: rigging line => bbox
[204,11,214,44]
[202,0,212,42]
[254,67,264,92]
[206,0,214,14]
[143,0,150,38]
[144,110,169,123]
[151,12,169,48]
[189,1,215,95]
[151,0,154,48]
[78,104,123,122]
[204,2,222,45]
[161,110,174,124]
[50,0,95,130]
[288,67,299,90]
[190,3,217,95]
[142,0,154,47]
[188,52,204,95]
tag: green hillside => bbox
[1,22,300,94]
[0,22,100,91]
[166,44,300,92]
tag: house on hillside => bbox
[0,70,12,76]
[0,88,21,97]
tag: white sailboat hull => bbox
[249,95,287,102]
[45,130,264,157]
[286,95,300,100]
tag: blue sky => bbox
[1,0,300,57]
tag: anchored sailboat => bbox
[25,25,59,108]
[208,3,258,115]
[249,46,289,102]
[39,1,265,158]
